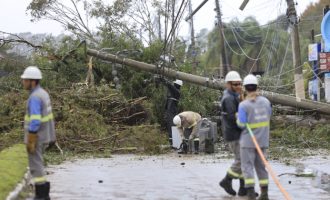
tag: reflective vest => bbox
[238,96,271,148]
[24,86,56,144]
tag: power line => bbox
[275,37,291,90]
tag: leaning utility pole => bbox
[286,0,306,99]
[188,0,197,71]
[87,48,330,115]
[215,0,229,78]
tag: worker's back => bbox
[179,111,201,128]
[239,96,271,148]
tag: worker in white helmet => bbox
[173,111,201,154]
[237,74,272,200]
[219,71,248,197]
[21,66,56,200]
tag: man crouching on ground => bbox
[173,111,201,154]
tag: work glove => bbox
[26,133,38,154]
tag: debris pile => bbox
[0,85,167,154]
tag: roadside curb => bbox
[6,169,30,200]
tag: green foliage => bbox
[0,144,27,200]
[179,85,219,117]
[299,0,329,40]
[271,124,330,149]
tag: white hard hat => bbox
[173,115,181,127]
[21,66,42,80]
[243,74,258,86]
[225,71,242,83]
[173,79,183,86]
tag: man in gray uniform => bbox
[237,74,272,200]
[219,71,247,196]
[22,66,56,200]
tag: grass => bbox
[0,144,27,200]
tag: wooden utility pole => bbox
[286,0,306,99]
[171,0,176,53]
[215,0,229,78]
[188,0,197,71]
[87,48,330,115]
[158,10,162,40]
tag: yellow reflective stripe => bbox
[248,121,270,129]
[25,113,54,122]
[236,120,246,127]
[33,176,47,183]
[30,114,42,120]
[41,113,54,122]
[193,138,199,141]
[259,179,269,185]
[228,168,241,178]
[245,178,255,185]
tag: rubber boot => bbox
[246,187,257,200]
[178,141,188,154]
[169,138,173,146]
[33,182,50,200]
[219,174,236,196]
[238,179,247,196]
[193,140,199,154]
[258,186,269,200]
[45,182,51,200]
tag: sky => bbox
[0,0,320,37]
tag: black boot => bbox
[258,186,269,200]
[238,179,247,196]
[193,140,199,154]
[246,187,256,200]
[219,174,236,196]
[178,140,188,154]
[169,138,173,146]
[34,182,50,200]
[45,182,51,200]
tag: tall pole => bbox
[171,0,176,53]
[188,0,197,71]
[158,10,162,40]
[286,0,305,99]
[215,0,229,78]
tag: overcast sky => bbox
[0,0,319,37]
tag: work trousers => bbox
[28,143,47,184]
[240,147,269,188]
[227,140,243,179]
